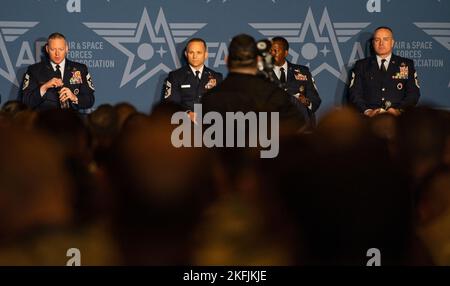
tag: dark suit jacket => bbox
[349,54,420,113]
[165,65,223,111]
[21,59,95,111]
[201,72,306,132]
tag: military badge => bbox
[69,70,83,84]
[382,100,392,111]
[86,73,95,90]
[294,69,307,81]
[393,63,409,79]
[22,73,30,90]
[397,83,403,90]
[299,85,305,94]
[164,81,172,99]
[399,64,408,75]
[205,76,217,90]
[73,88,79,96]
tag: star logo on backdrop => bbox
[250,7,370,82]
[414,21,450,88]
[84,7,206,87]
[414,22,450,51]
[0,21,39,86]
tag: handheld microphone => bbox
[54,70,69,108]
[382,99,392,111]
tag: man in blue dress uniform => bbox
[164,38,223,122]
[21,32,95,111]
[349,27,420,117]
[270,36,321,127]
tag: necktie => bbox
[55,64,68,109]
[279,67,286,83]
[55,64,62,79]
[380,59,387,73]
[195,70,201,82]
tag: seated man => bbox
[21,32,95,111]
[270,36,321,127]
[349,26,420,117]
[164,38,222,122]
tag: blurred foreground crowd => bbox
[0,100,449,266]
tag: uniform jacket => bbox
[21,59,95,111]
[164,65,223,111]
[271,62,321,113]
[349,54,420,112]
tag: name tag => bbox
[181,84,191,88]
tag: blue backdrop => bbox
[1,0,449,117]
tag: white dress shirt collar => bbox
[190,65,204,79]
[376,54,392,70]
[273,61,288,80]
[51,59,66,80]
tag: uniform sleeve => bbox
[304,68,321,113]
[164,72,178,103]
[75,65,95,109]
[399,60,420,109]
[271,88,307,132]
[348,61,368,113]
[21,67,45,109]
[164,71,189,111]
